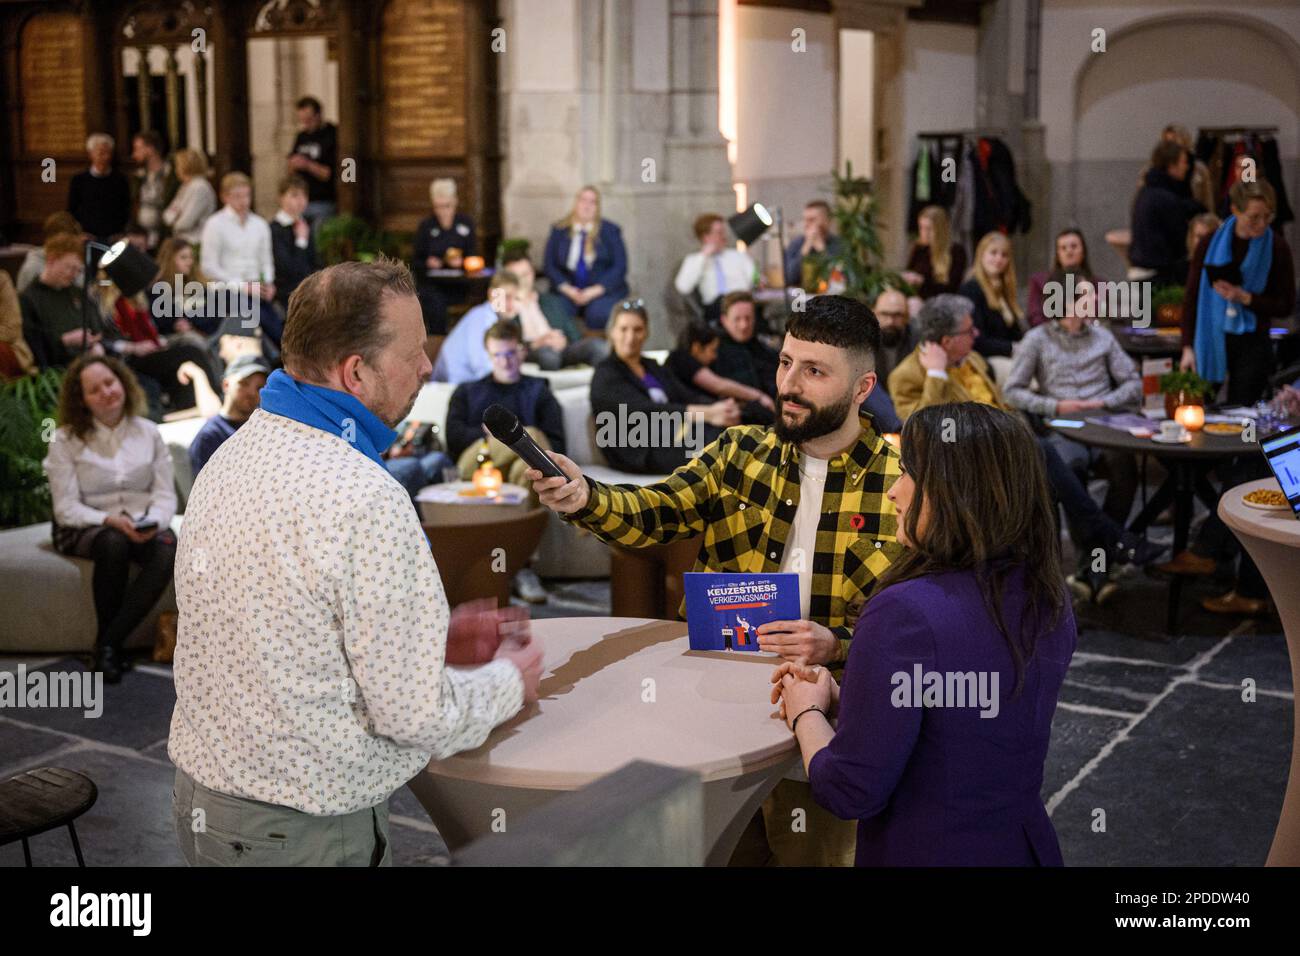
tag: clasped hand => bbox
[770,661,837,730]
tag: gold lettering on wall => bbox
[380,0,467,157]
[20,13,87,156]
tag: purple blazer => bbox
[808,566,1076,866]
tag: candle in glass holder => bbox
[472,461,503,497]
[1174,405,1204,432]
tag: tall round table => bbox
[1047,415,1256,632]
[1219,478,1300,865]
[408,617,798,866]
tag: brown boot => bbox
[1155,550,1216,576]
[153,611,178,663]
[1201,591,1270,616]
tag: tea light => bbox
[472,461,503,497]
[1174,405,1205,432]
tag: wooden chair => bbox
[0,767,97,866]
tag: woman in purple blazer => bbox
[773,402,1076,866]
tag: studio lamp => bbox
[81,240,159,354]
[728,203,773,246]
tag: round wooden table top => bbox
[426,617,799,789]
[1047,414,1258,460]
[1219,478,1300,547]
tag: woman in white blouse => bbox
[43,354,177,682]
[162,149,218,245]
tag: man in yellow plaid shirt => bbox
[527,294,904,866]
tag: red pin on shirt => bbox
[849,513,865,531]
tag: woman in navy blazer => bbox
[542,185,629,331]
[774,401,1076,866]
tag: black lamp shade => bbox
[728,203,773,245]
[98,241,158,298]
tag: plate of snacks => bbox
[1204,421,1245,435]
[1242,487,1290,511]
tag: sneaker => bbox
[1113,532,1166,567]
[512,567,548,604]
[1067,570,1119,605]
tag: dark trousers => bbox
[90,528,176,651]
[1224,332,1275,407]
[1037,436,1121,555]
[127,339,222,415]
[1194,456,1269,599]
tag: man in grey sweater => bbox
[1004,278,1142,531]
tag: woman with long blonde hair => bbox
[162,148,217,244]
[902,206,967,299]
[958,231,1023,357]
[541,184,629,330]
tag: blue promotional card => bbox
[683,572,801,652]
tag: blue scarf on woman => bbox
[1193,216,1272,384]
[259,369,396,469]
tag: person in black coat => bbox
[269,176,322,310]
[68,133,132,245]
[1130,140,1204,286]
[590,303,739,474]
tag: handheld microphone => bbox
[482,404,567,479]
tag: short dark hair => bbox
[499,248,532,268]
[278,174,309,197]
[296,96,323,114]
[693,213,723,240]
[1150,140,1185,172]
[805,199,832,217]
[282,258,415,383]
[484,320,522,345]
[134,129,165,154]
[785,294,880,371]
[721,290,754,317]
[678,321,719,351]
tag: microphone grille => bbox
[482,403,522,442]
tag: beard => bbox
[880,325,905,348]
[774,390,855,444]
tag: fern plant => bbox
[0,368,63,529]
[807,161,907,303]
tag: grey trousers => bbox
[172,768,392,867]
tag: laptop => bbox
[1260,424,1300,519]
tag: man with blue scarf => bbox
[1181,179,1294,406]
[169,259,543,866]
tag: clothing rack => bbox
[916,128,1007,140]
[1198,126,1277,135]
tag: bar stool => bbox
[0,767,97,866]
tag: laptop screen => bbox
[1261,425,1300,518]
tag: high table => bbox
[408,617,798,865]
[1219,478,1300,865]
[1048,414,1255,631]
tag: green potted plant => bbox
[806,161,906,303]
[497,237,530,267]
[1151,285,1184,328]
[0,368,62,529]
[1158,368,1212,418]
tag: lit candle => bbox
[472,462,503,497]
[1174,405,1204,432]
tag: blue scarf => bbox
[259,369,397,469]
[1193,216,1272,384]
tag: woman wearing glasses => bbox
[590,300,740,474]
[1180,179,1295,406]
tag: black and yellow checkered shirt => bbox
[567,413,905,662]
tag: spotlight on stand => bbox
[81,239,159,355]
[728,203,773,246]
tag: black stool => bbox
[0,767,97,866]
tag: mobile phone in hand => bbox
[133,517,159,532]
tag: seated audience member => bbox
[901,206,966,300]
[873,287,916,386]
[1005,278,1141,530]
[43,354,177,682]
[201,172,282,346]
[1,270,37,378]
[1027,228,1100,328]
[162,149,218,245]
[674,213,758,320]
[1185,212,1221,267]
[713,291,780,399]
[412,178,477,336]
[382,418,455,503]
[890,294,1160,601]
[131,129,176,253]
[446,321,565,481]
[431,270,521,384]
[68,133,132,245]
[667,322,774,426]
[958,231,1024,358]
[771,401,1074,866]
[17,212,83,293]
[528,294,907,867]
[542,185,629,331]
[270,175,322,309]
[150,238,221,337]
[501,251,608,369]
[590,301,737,474]
[1130,140,1204,286]
[784,199,845,288]
[286,95,338,229]
[1180,180,1295,406]
[189,355,271,480]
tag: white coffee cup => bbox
[1159,419,1186,441]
